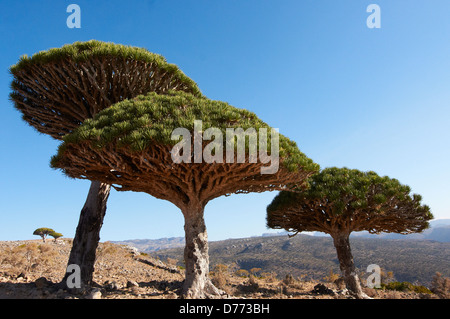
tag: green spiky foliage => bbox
[51,91,319,207]
[267,167,433,236]
[9,40,202,139]
[52,90,317,170]
[49,231,63,240]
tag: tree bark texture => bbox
[61,181,111,292]
[182,205,224,299]
[332,233,367,299]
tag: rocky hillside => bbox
[349,219,450,242]
[0,239,447,299]
[0,239,182,299]
[114,220,450,253]
[155,234,450,287]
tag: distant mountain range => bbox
[319,219,450,242]
[113,237,185,252]
[114,219,450,253]
[113,219,450,287]
[153,234,450,288]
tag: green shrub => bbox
[381,281,431,293]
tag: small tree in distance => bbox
[267,167,433,299]
[33,228,55,243]
[49,231,63,242]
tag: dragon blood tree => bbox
[33,227,55,243]
[51,91,319,298]
[267,167,433,299]
[9,40,202,291]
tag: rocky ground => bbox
[0,239,442,299]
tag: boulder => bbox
[312,283,335,296]
[104,280,119,291]
[34,277,51,289]
[127,280,139,288]
[87,288,102,299]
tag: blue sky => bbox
[0,0,449,242]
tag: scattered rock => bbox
[135,257,180,274]
[166,292,178,299]
[35,277,52,289]
[312,283,335,296]
[104,280,120,291]
[87,288,102,299]
[335,288,349,297]
[130,286,141,295]
[17,272,28,280]
[127,280,139,288]
[125,246,140,256]
[333,277,345,289]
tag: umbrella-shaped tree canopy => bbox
[9,40,202,139]
[267,167,433,236]
[51,91,319,207]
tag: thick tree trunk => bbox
[182,204,224,299]
[61,181,111,293]
[332,232,368,299]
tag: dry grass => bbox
[0,240,446,299]
[0,241,66,280]
[431,272,450,299]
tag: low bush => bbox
[431,272,450,299]
[381,281,431,294]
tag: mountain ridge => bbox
[113,219,450,253]
[153,234,450,287]
[112,219,450,287]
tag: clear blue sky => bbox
[1,0,449,241]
